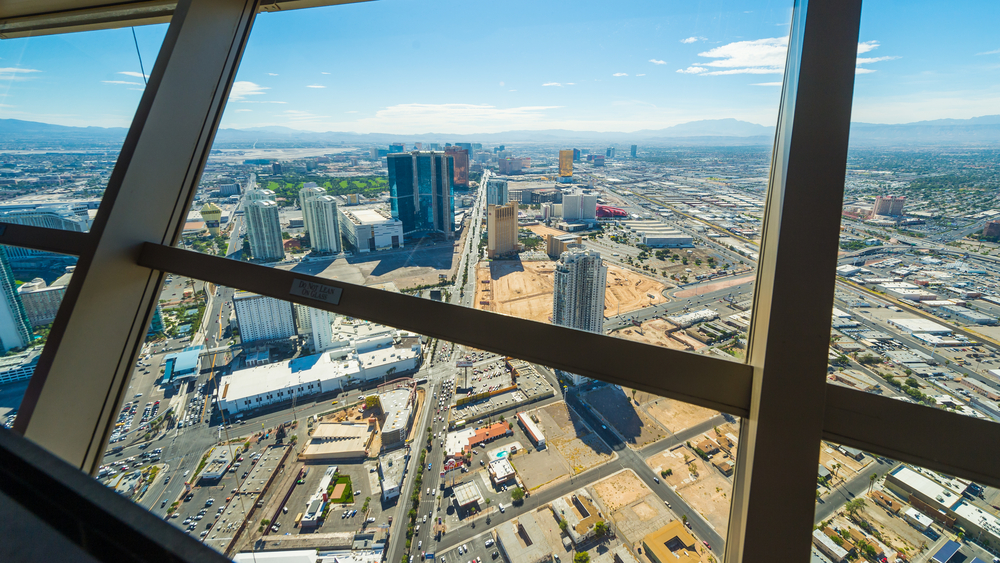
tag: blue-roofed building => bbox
[930,540,960,563]
[162,345,203,387]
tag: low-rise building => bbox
[453,481,484,510]
[198,447,233,482]
[378,450,407,501]
[551,489,601,545]
[338,206,403,253]
[300,422,374,461]
[377,387,415,450]
[162,345,204,388]
[496,513,552,563]
[488,458,516,485]
[812,529,848,563]
[301,466,338,528]
[0,347,40,384]
[642,521,700,563]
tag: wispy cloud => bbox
[542,82,562,87]
[321,72,331,75]
[681,36,706,44]
[345,110,358,114]
[613,72,628,77]
[118,71,149,80]
[102,80,143,86]
[649,59,667,65]
[855,41,898,73]
[268,73,279,76]
[677,37,788,76]
[234,109,251,112]
[752,82,782,86]
[976,48,1000,56]
[306,84,326,89]
[636,74,646,77]
[0,67,41,81]
[229,81,269,101]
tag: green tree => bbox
[573,553,590,563]
[845,498,866,520]
[511,487,525,503]
[594,521,608,536]
[559,519,568,532]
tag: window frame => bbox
[2,1,998,562]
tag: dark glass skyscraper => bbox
[388,152,455,239]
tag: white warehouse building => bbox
[338,206,403,253]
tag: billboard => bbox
[559,150,573,178]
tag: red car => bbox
[703,541,711,549]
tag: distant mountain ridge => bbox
[3,115,1000,147]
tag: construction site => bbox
[614,318,707,351]
[473,260,667,323]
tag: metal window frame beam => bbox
[0,223,93,256]
[823,385,1000,489]
[14,0,259,474]
[137,242,754,417]
[725,1,863,562]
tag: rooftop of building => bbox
[378,388,413,435]
[162,345,204,383]
[302,422,372,458]
[453,480,483,507]
[496,513,552,563]
[220,352,360,403]
[642,520,699,563]
[379,449,407,488]
[0,347,41,370]
[342,206,395,226]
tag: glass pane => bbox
[815,444,1000,563]
[176,0,785,364]
[100,277,736,561]
[0,25,168,232]
[832,1,1000,426]
[0,244,76,428]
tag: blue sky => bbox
[1,0,999,133]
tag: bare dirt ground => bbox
[581,387,668,450]
[604,265,668,316]
[614,318,707,351]
[591,469,649,512]
[673,274,755,299]
[510,446,570,491]
[635,394,719,434]
[535,507,572,555]
[838,493,927,557]
[537,401,615,474]
[474,260,555,322]
[818,442,875,490]
[646,445,733,534]
[526,224,571,239]
[474,259,667,323]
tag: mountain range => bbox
[4,115,1000,148]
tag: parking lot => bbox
[450,359,555,424]
[437,530,501,563]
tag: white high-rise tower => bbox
[246,199,284,262]
[552,248,607,334]
[301,185,341,254]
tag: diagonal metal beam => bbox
[0,223,93,257]
[138,242,754,417]
[823,384,1000,489]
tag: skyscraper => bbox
[487,202,518,258]
[245,188,276,202]
[559,150,574,182]
[301,185,341,254]
[552,248,607,334]
[445,146,470,188]
[387,151,455,239]
[486,179,509,206]
[606,147,615,158]
[200,202,222,235]
[630,145,637,158]
[572,148,581,162]
[233,291,296,344]
[245,199,285,262]
[389,143,405,153]
[0,246,32,352]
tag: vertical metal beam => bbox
[725,0,862,561]
[14,0,259,472]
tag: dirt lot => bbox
[819,442,875,490]
[646,445,733,534]
[673,274,755,299]
[536,401,615,474]
[527,224,571,239]
[604,265,668,316]
[591,469,649,512]
[833,492,927,557]
[475,260,555,322]
[474,261,669,323]
[614,318,706,351]
[641,396,719,434]
[510,446,569,491]
[582,387,668,449]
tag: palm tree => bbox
[868,472,878,493]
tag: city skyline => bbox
[1,0,999,132]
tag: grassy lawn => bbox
[328,475,354,504]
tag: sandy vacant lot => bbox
[604,265,668,316]
[646,445,732,533]
[537,402,615,474]
[527,224,571,239]
[591,469,649,512]
[582,387,667,450]
[475,261,668,323]
[475,260,555,322]
[637,394,719,435]
[673,274,755,299]
[819,442,875,487]
[615,318,706,351]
